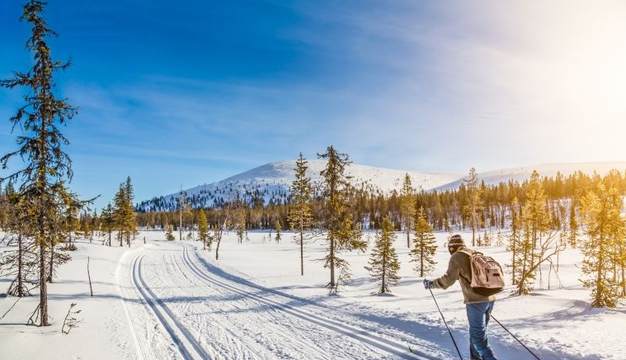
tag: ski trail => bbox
[131,254,213,360]
[180,245,440,360]
[115,251,146,360]
[166,251,311,359]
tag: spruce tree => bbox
[123,177,137,245]
[113,177,136,247]
[579,182,625,307]
[569,201,578,248]
[1,186,37,297]
[507,197,522,285]
[198,209,210,250]
[235,205,247,243]
[365,216,400,294]
[288,153,313,275]
[100,203,115,246]
[400,173,416,248]
[164,224,175,241]
[515,171,564,295]
[464,168,483,246]
[318,146,366,290]
[274,219,282,243]
[410,207,437,277]
[0,1,79,326]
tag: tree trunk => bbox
[406,230,410,249]
[39,239,49,326]
[300,228,304,276]
[329,235,335,288]
[47,242,54,283]
[17,232,24,297]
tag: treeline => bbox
[132,168,626,236]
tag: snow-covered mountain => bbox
[137,161,626,212]
[435,162,626,191]
[136,160,462,212]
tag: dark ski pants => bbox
[466,301,497,360]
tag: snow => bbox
[1,230,625,360]
[435,162,626,191]
[140,160,462,211]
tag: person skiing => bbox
[423,234,498,360]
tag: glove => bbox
[423,279,434,290]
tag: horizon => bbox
[1,1,625,209]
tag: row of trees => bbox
[132,168,626,239]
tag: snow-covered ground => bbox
[0,230,624,360]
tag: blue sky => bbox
[1,1,626,209]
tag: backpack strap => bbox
[457,249,473,284]
[458,249,482,257]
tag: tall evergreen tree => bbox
[569,201,578,248]
[515,171,564,295]
[235,205,247,243]
[164,224,175,241]
[318,146,366,291]
[464,168,483,246]
[288,153,313,276]
[579,183,625,307]
[400,173,416,248]
[274,219,282,243]
[123,176,137,245]
[1,185,37,297]
[507,197,522,285]
[100,203,115,246]
[113,177,136,247]
[410,207,437,277]
[365,216,400,294]
[197,209,210,250]
[0,1,79,326]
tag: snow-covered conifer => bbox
[365,216,400,293]
[410,207,437,277]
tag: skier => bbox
[423,234,498,360]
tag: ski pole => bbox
[429,288,464,360]
[490,315,541,360]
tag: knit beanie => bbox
[448,234,465,254]
[448,234,465,246]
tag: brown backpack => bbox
[459,250,505,296]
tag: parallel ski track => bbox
[179,245,439,360]
[131,254,213,360]
[165,251,275,359]
[117,252,147,360]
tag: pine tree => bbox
[1,186,37,297]
[365,216,400,294]
[100,203,115,246]
[318,146,366,291]
[515,171,564,295]
[123,177,137,245]
[274,220,282,243]
[0,1,79,326]
[178,189,192,240]
[569,201,578,248]
[198,209,210,250]
[410,207,437,277]
[164,224,175,241]
[113,177,137,247]
[579,182,625,307]
[235,205,247,244]
[464,168,483,246]
[399,173,416,248]
[288,153,313,276]
[507,197,522,285]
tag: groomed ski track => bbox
[119,241,450,360]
